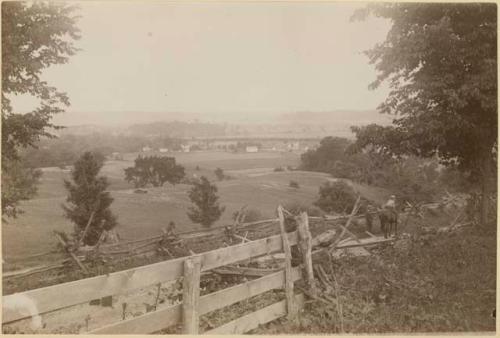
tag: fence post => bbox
[182,255,202,334]
[277,205,297,320]
[298,212,316,296]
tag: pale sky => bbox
[10,1,391,125]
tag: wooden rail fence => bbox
[2,206,314,334]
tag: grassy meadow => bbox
[3,150,389,261]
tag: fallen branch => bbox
[329,196,362,250]
[3,260,70,279]
[54,231,89,274]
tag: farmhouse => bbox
[245,146,258,153]
[181,144,191,152]
[159,148,169,153]
[142,146,152,152]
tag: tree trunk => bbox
[479,151,493,226]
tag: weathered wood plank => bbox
[3,262,68,278]
[212,266,281,277]
[90,267,302,334]
[3,231,298,323]
[334,237,394,249]
[297,212,316,295]
[203,293,304,335]
[277,205,297,320]
[90,302,182,334]
[182,256,202,334]
[200,266,302,315]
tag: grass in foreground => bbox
[255,222,496,334]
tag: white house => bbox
[159,148,169,153]
[181,144,191,153]
[246,146,258,153]
[142,146,152,152]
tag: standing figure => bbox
[379,195,398,238]
[364,202,376,233]
[384,195,396,212]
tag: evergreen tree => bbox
[187,176,225,227]
[62,152,117,245]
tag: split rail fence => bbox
[2,206,316,334]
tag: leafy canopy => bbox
[124,155,185,188]
[1,1,80,216]
[351,3,497,176]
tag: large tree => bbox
[2,2,80,217]
[352,3,497,224]
[124,155,185,188]
[62,152,117,246]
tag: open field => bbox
[3,150,389,262]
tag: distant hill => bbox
[53,109,393,139]
[278,110,392,125]
[127,121,227,138]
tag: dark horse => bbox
[378,208,398,239]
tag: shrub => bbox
[232,208,264,223]
[314,180,357,214]
[289,180,300,189]
[214,167,225,181]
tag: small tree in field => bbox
[214,167,225,181]
[187,176,225,227]
[62,152,117,245]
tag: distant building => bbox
[246,146,258,153]
[142,146,152,152]
[159,148,169,153]
[181,144,191,152]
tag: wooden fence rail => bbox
[3,206,314,334]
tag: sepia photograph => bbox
[1,0,497,334]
